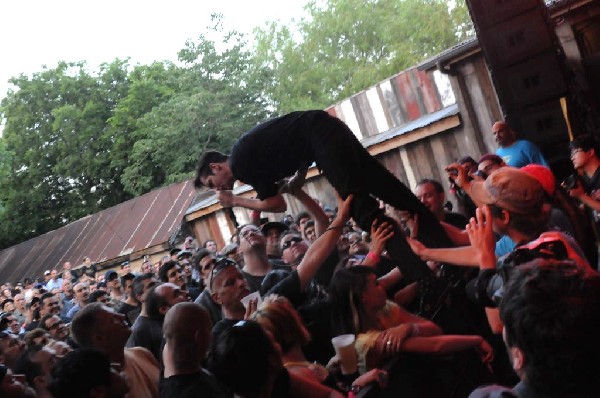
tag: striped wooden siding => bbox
[326,68,445,140]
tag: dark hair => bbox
[146,284,168,322]
[458,156,476,165]
[120,272,135,289]
[39,292,54,309]
[203,239,216,248]
[158,261,179,283]
[195,151,229,188]
[416,178,444,193]
[296,211,310,223]
[88,290,108,303]
[500,260,600,396]
[569,134,598,154]
[192,249,212,271]
[48,348,112,397]
[489,203,548,238]
[478,153,504,165]
[13,344,44,386]
[39,314,58,331]
[207,320,278,396]
[327,266,377,335]
[132,273,156,300]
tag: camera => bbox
[466,238,570,307]
[562,174,579,191]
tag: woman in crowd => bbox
[327,266,494,373]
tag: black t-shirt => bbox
[125,315,163,361]
[230,111,319,200]
[242,263,291,293]
[159,370,231,398]
[116,302,138,325]
[443,211,469,230]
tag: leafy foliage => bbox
[252,0,473,112]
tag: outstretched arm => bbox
[288,187,330,237]
[296,194,353,290]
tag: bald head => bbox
[163,303,212,372]
[492,121,516,147]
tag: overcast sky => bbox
[0,0,308,100]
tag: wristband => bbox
[366,251,380,264]
[325,225,344,233]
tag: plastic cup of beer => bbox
[331,334,358,375]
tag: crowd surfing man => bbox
[195,110,453,309]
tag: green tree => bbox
[0,60,132,248]
[252,0,473,112]
[121,20,272,195]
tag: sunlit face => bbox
[416,182,445,218]
[492,122,515,147]
[44,315,68,340]
[478,160,502,177]
[571,147,592,169]
[74,283,89,302]
[167,265,185,288]
[347,232,368,256]
[239,225,266,253]
[205,240,218,253]
[280,234,308,265]
[304,225,316,242]
[156,283,189,307]
[40,296,60,316]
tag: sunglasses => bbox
[209,258,238,290]
[240,228,261,239]
[47,322,62,330]
[281,236,303,250]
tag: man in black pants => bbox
[195,110,452,287]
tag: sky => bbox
[0,0,309,101]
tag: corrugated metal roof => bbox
[360,104,460,147]
[0,179,197,284]
[417,37,480,71]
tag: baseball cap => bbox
[105,270,118,281]
[469,167,544,214]
[520,164,555,197]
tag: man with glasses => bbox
[39,314,68,342]
[193,250,224,325]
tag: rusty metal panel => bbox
[392,72,422,121]
[0,180,196,284]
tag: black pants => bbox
[304,111,453,282]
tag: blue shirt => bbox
[496,140,548,168]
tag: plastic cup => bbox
[331,334,358,375]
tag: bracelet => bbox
[411,323,420,337]
[365,251,380,264]
[325,225,344,233]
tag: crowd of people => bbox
[1,114,600,398]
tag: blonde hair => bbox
[252,295,310,353]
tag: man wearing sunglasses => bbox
[238,224,290,293]
[193,250,225,326]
